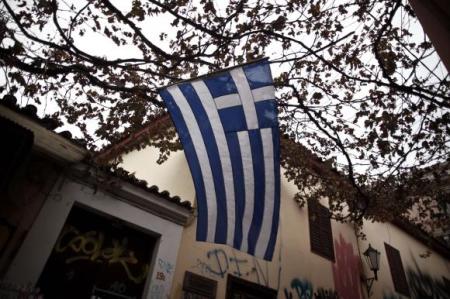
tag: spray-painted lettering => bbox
[55,225,149,284]
[284,278,313,299]
[314,288,339,299]
[407,264,450,299]
[190,248,281,288]
[157,258,174,275]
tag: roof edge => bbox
[94,113,171,164]
[69,163,193,225]
[392,218,450,260]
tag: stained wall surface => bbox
[5,177,185,299]
[0,154,61,277]
[360,220,450,299]
[120,144,450,299]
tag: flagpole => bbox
[157,57,269,92]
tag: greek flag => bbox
[160,59,280,260]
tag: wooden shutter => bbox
[308,201,335,261]
[384,243,410,296]
[183,271,217,299]
[226,275,277,299]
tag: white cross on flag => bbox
[159,59,280,260]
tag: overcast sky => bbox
[2,0,447,173]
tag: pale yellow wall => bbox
[360,220,450,299]
[120,144,450,299]
[119,145,366,299]
[120,144,450,298]
[120,146,195,203]
[168,173,359,299]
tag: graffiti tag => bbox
[157,258,174,275]
[284,278,313,299]
[55,225,149,284]
[407,267,450,299]
[190,248,280,288]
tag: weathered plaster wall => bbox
[119,145,364,298]
[120,144,450,299]
[5,177,185,299]
[0,154,61,277]
[360,220,450,299]
[120,147,195,203]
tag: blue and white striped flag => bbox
[160,59,280,260]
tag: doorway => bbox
[37,204,157,299]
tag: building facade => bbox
[1,100,449,299]
[0,102,191,299]
[115,132,450,299]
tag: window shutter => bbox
[183,271,217,299]
[384,243,410,296]
[308,201,335,261]
[226,275,277,299]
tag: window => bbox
[37,205,157,299]
[226,275,277,299]
[308,200,335,261]
[384,243,410,296]
[183,271,217,299]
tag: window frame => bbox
[308,200,335,261]
[384,243,410,297]
[225,274,277,299]
[183,271,217,299]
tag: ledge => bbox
[68,164,193,226]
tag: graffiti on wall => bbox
[0,280,43,299]
[383,259,450,299]
[149,258,175,299]
[158,258,174,275]
[283,279,339,299]
[407,261,450,299]
[190,248,281,288]
[383,293,402,299]
[55,225,149,284]
[314,288,339,299]
[283,278,313,299]
[155,258,174,282]
[192,248,343,299]
[331,234,362,299]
